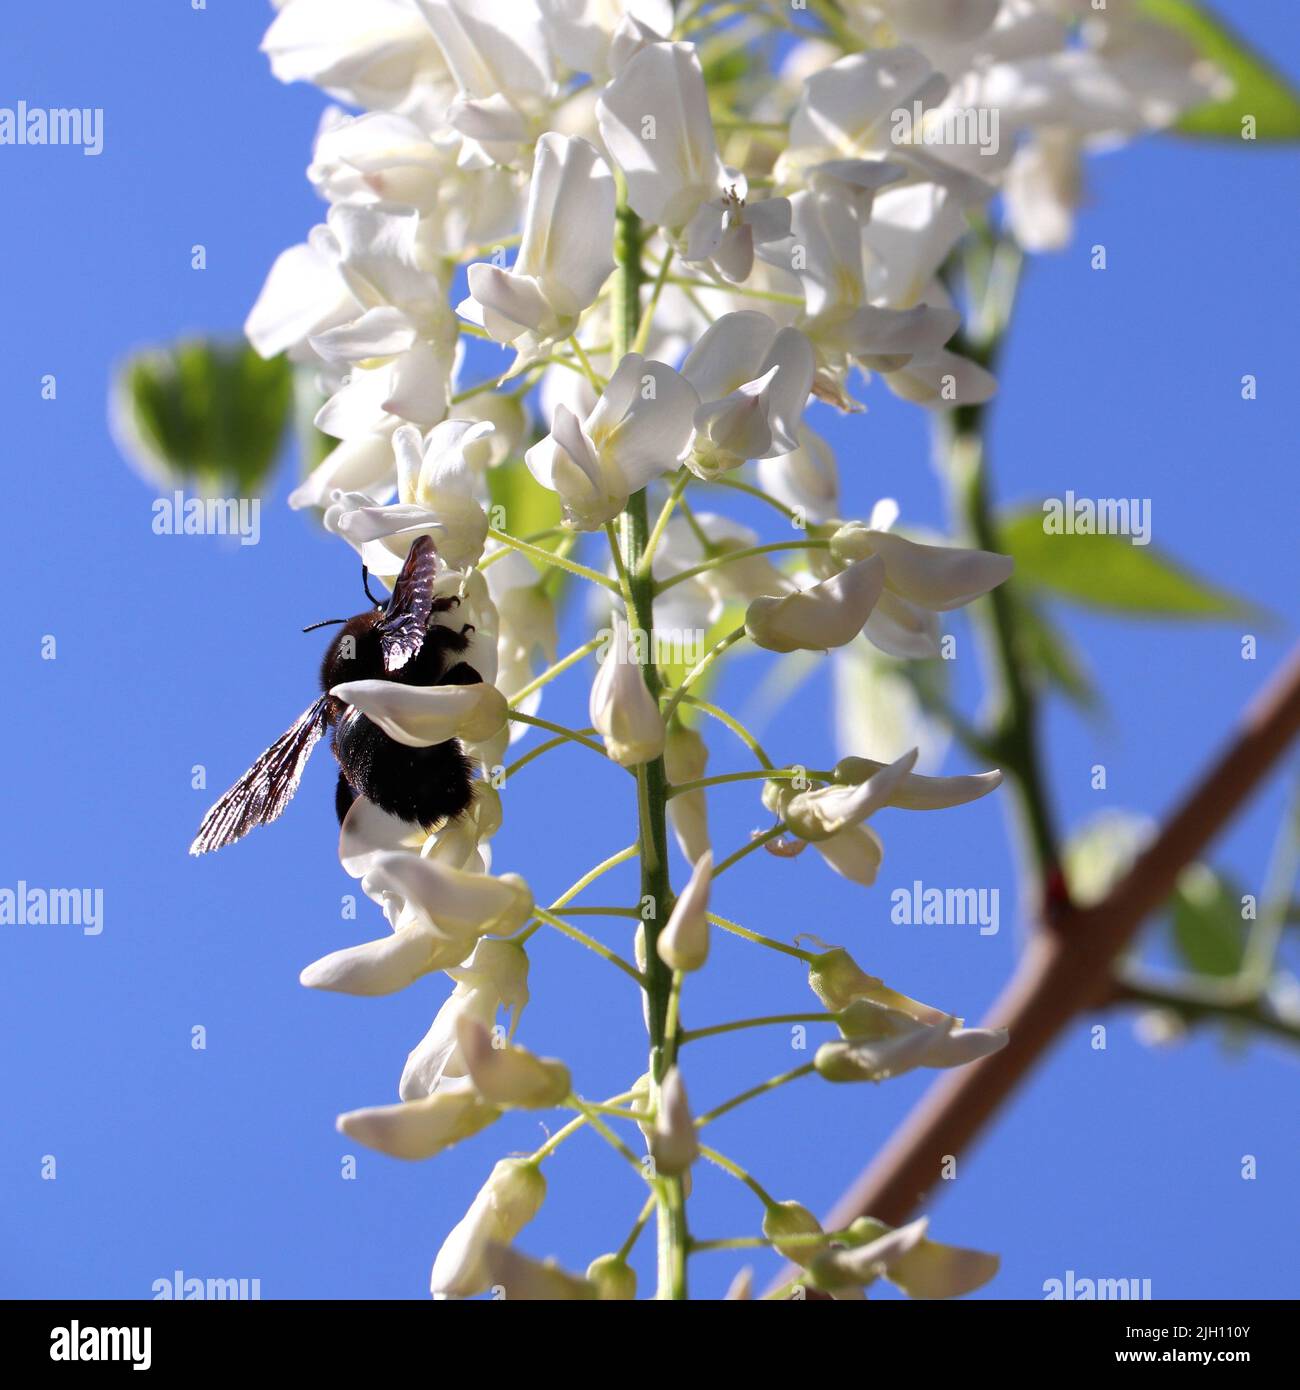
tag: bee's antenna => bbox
[362,564,383,608]
[302,618,348,633]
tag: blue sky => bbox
[1,3,1297,1299]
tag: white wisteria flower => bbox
[680,312,815,478]
[308,108,520,254]
[459,133,615,374]
[415,0,557,165]
[538,0,672,80]
[745,554,886,653]
[824,504,1014,657]
[762,747,918,887]
[400,937,530,1100]
[331,679,508,748]
[325,420,492,572]
[597,42,792,280]
[457,1018,572,1109]
[526,353,698,529]
[308,205,458,440]
[336,1089,499,1162]
[263,0,455,121]
[300,853,532,996]
[815,1005,1009,1082]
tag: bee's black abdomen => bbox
[321,580,481,831]
[335,771,357,826]
[332,709,477,828]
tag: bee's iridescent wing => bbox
[377,535,439,673]
[189,697,332,855]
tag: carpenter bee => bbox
[190,536,481,855]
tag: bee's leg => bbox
[334,771,357,825]
[440,661,483,686]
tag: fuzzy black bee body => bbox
[190,537,481,856]
[323,602,480,828]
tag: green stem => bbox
[667,767,835,798]
[660,624,748,725]
[676,694,776,770]
[681,1011,833,1044]
[502,727,598,780]
[487,527,620,594]
[507,710,619,765]
[507,635,604,710]
[707,911,815,962]
[613,193,689,1300]
[655,539,829,593]
[532,907,644,984]
[696,1062,816,1126]
[698,1145,778,1208]
[943,238,1060,897]
[712,823,787,877]
[1110,973,1300,1050]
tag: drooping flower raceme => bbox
[236,0,1219,1301]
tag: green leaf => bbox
[1140,0,1300,140]
[998,503,1254,619]
[488,458,563,549]
[1170,864,1248,976]
[1012,592,1099,710]
[112,339,293,493]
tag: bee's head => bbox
[318,609,387,691]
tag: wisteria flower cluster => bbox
[242,0,1219,1300]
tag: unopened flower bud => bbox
[590,619,666,767]
[650,1067,699,1176]
[657,851,712,972]
[762,1200,826,1265]
[807,946,949,1024]
[586,1253,638,1301]
[665,721,711,864]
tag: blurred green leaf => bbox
[1064,809,1153,908]
[700,43,751,90]
[1170,864,1248,976]
[113,339,292,493]
[1012,591,1099,710]
[998,504,1253,619]
[1140,0,1300,139]
[488,458,563,548]
[487,458,570,604]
